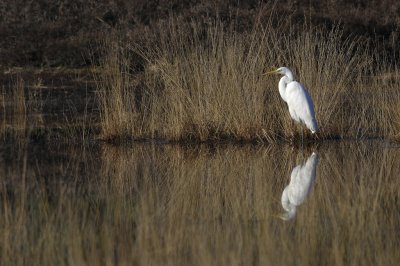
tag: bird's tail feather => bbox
[308,119,318,133]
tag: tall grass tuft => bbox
[97,17,399,143]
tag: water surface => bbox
[0,141,399,265]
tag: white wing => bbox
[285,81,318,133]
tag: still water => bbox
[0,141,399,265]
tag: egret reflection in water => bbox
[281,152,320,220]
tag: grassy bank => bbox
[97,17,400,143]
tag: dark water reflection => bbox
[0,141,399,265]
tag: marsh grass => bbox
[381,67,400,141]
[96,17,400,143]
[0,73,98,143]
[0,142,399,265]
[1,76,28,140]
[0,76,45,142]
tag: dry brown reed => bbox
[1,142,399,265]
[1,76,27,139]
[96,17,400,143]
[0,76,44,141]
[380,67,400,141]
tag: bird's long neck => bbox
[285,71,294,81]
[279,76,291,102]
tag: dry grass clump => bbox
[95,40,142,140]
[97,17,400,143]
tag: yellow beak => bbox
[264,68,279,75]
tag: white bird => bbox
[281,152,319,220]
[265,67,318,135]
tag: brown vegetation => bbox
[0,73,98,143]
[0,76,42,140]
[0,1,399,143]
[1,2,400,264]
[97,17,400,143]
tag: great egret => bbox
[281,152,319,221]
[265,67,318,136]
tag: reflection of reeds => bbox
[98,143,400,265]
[96,17,400,142]
[2,142,399,265]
